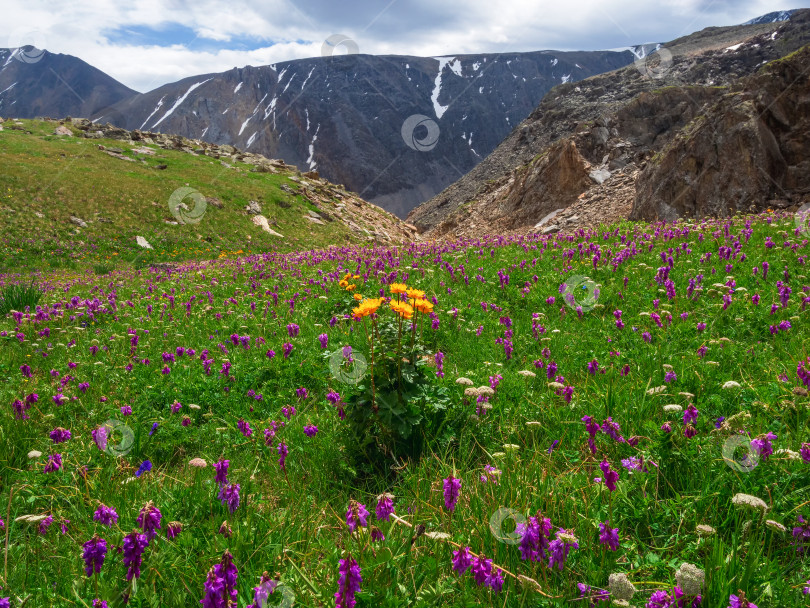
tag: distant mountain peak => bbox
[743,9,797,25]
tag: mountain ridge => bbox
[0,48,135,119]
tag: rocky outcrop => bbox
[498,140,592,230]
[631,45,810,220]
[409,10,810,236]
[44,117,418,245]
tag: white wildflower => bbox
[608,573,636,600]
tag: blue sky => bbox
[1,1,803,92]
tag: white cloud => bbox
[0,0,793,92]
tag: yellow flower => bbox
[353,274,361,279]
[353,293,363,301]
[339,280,348,288]
[390,283,408,294]
[346,284,357,291]
[406,288,425,299]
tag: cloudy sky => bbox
[2,0,801,92]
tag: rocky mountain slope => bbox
[409,10,810,237]
[631,44,810,221]
[0,48,135,118]
[90,50,637,219]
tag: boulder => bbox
[251,215,284,237]
[589,167,612,184]
[136,236,153,249]
[54,125,72,136]
[70,216,88,228]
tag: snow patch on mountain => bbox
[152,79,212,128]
[307,124,320,170]
[140,95,166,130]
[431,57,454,119]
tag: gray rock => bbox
[70,216,88,228]
[54,125,72,136]
[136,236,153,249]
[534,208,564,228]
[591,126,610,146]
[589,167,612,184]
[245,200,262,215]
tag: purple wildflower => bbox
[214,459,230,485]
[443,476,461,512]
[751,432,777,460]
[93,504,118,527]
[39,515,53,535]
[43,453,62,473]
[548,528,579,571]
[82,535,107,577]
[346,501,370,532]
[599,459,619,492]
[452,546,473,575]
[135,460,152,478]
[375,494,395,521]
[598,521,619,551]
[277,442,288,470]
[167,521,182,539]
[335,556,362,608]
[122,530,149,580]
[517,515,552,562]
[218,483,241,513]
[136,501,162,541]
[237,419,253,437]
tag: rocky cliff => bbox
[410,10,810,237]
[631,44,810,221]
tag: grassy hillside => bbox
[0,119,396,273]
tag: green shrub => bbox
[0,280,43,315]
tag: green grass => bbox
[0,280,43,315]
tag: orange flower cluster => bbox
[352,298,383,319]
[410,298,433,314]
[349,283,430,321]
[389,299,414,319]
[339,272,362,291]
